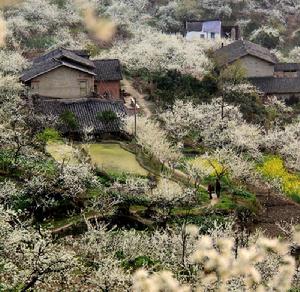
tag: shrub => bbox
[97,110,118,123]
[250,26,282,49]
[214,196,237,210]
[122,256,157,271]
[153,70,217,105]
[36,128,61,143]
[59,110,78,130]
[232,189,256,201]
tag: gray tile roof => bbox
[215,40,278,66]
[93,59,122,81]
[21,48,98,82]
[21,49,122,83]
[21,59,62,82]
[34,97,127,134]
[275,63,300,72]
[33,48,95,68]
[249,76,300,94]
[186,21,203,32]
[21,59,96,82]
[69,50,90,59]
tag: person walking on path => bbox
[216,179,221,198]
[207,184,214,199]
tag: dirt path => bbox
[122,79,154,117]
[249,184,300,237]
[286,13,300,44]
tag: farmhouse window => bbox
[79,80,87,97]
[31,81,39,95]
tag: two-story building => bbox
[21,48,126,137]
[21,48,123,100]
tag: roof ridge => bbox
[186,19,221,23]
[214,40,277,66]
[93,58,120,61]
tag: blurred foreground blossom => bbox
[0,0,22,8]
[75,0,116,42]
[0,15,6,47]
[133,228,300,292]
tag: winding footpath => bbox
[122,79,154,118]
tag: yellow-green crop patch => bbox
[257,156,300,201]
[46,141,80,165]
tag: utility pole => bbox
[134,97,137,137]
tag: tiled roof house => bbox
[21,48,125,135]
[214,40,278,68]
[214,40,300,102]
[21,48,123,99]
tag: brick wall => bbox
[96,80,121,99]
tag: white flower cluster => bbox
[59,163,101,198]
[0,206,76,291]
[133,227,300,292]
[97,27,212,77]
[160,98,262,157]
[5,0,86,50]
[123,115,182,167]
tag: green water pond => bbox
[47,142,148,176]
[85,143,148,176]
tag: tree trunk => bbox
[13,145,22,164]
[21,273,39,292]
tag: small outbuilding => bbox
[94,59,123,99]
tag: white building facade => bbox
[186,20,222,40]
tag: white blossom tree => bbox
[123,115,182,168]
[133,228,299,291]
[160,98,263,157]
[97,27,212,78]
[186,148,256,184]
[0,49,28,74]
[263,119,300,171]
[0,207,76,291]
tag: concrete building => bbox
[185,19,240,41]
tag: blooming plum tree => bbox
[123,115,182,168]
[97,27,212,78]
